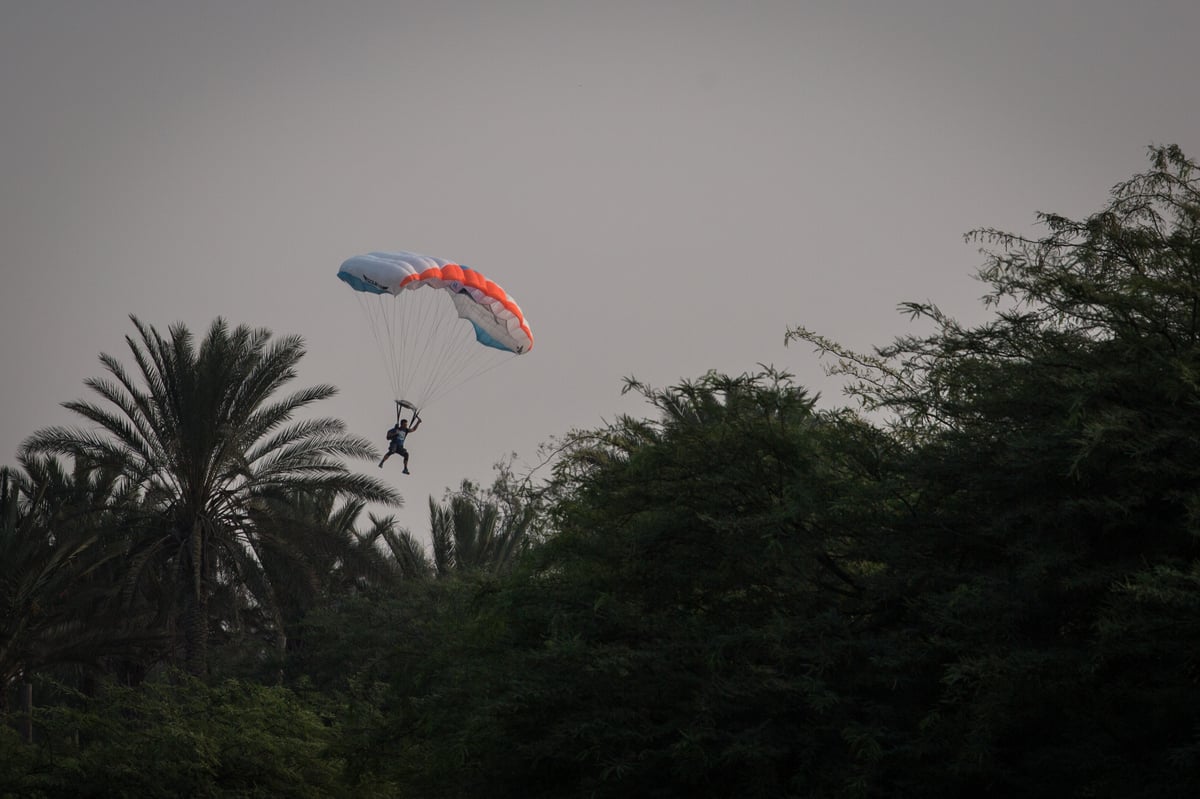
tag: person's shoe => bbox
[402,468,410,475]
[378,460,385,468]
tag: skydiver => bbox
[379,408,422,473]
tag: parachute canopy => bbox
[337,251,532,408]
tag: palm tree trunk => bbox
[19,681,33,743]
[184,597,208,677]
[184,520,208,676]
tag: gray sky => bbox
[3,0,1198,539]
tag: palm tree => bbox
[364,513,433,581]
[0,464,77,715]
[0,457,161,715]
[428,479,535,577]
[22,316,401,676]
[243,489,421,668]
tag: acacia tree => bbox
[22,316,401,677]
[356,146,1200,797]
[788,144,1200,794]
[351,369,903,798]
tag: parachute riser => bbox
[395,399,421,421]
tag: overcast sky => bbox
[3,0,1198,539]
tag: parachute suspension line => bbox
[416,294,480,401]
[398,287,462,408]
[397,287,516,408]
[339,252,531,412]
[417,290,511,405]
[355,286,513,410]
[419,350,516,408]
[391,286,440,407]
[352,292,405,401]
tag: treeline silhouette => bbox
[3,146,1199,797]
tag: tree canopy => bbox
[4,146,1200,797]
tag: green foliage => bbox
[6,146,1200,797]
[0,673,388,799]
[1,460,163,702]
[429,477,537,577]
[347,369,907,797]
[0,723,40,798]
[789,144,1200,795]
[345,145,1200,796]
[20,316,401,677]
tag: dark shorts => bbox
[388,439,408,457]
